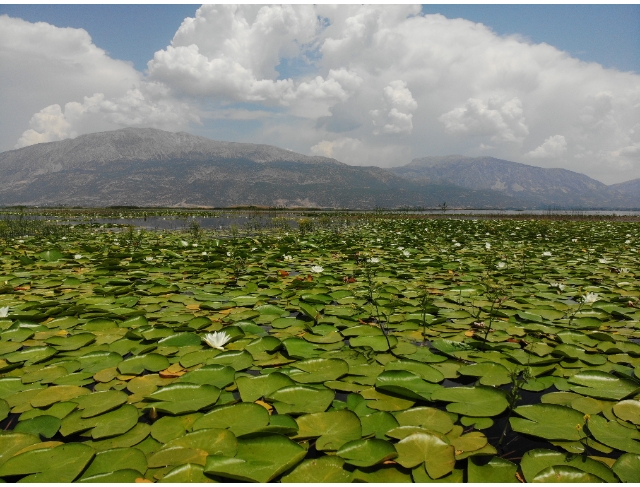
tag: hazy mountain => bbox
[0,128,519,209]
[609,178,640,197]
[391,155,638,209]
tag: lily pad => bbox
[280,455,353,483]
[204,433,307,482]
[145,383,221,415]
[193,402,270,437]
[336,438,397,467]
[294,409,361,451]
[394,432,455,479]
[431,386,508,417]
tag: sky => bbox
[1,4,639,184]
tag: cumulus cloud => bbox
[16,84,198,148]
[5,6,640,183]
[439,97,529,143]
[370,80,418,134]
[525,135,568,159]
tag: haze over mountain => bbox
[390,156,639,209]
[0,128,519,209]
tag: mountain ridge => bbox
[0,128,522,209]
[390,155,638,209]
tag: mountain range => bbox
[0,128,637,209]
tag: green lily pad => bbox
[147,446,208,468]
[360,387,415,412]
[613,400,640,425]
[393,406,454,434]
[520,448,619,483]
[510,404,587,441]
[162,428,238,456]
[384,359,444,383]
[612,453,640,483]
[204,433,307,482]
[236,372,295,402]
[587,414,640,454]
[71,390,128,418]
[0,442,95,482]
[30,385,91,408]
[289,357,349,383]
[145,383,221,415]
[294,409,361,451]
[395,432,455,479]
[568,370,640,400]
[79,447,147,479]
[467,456,518,483]
[375,370,441,400]
[532,465,606,482]
[158,463,215,483]
[360,410,400,439]
[60,404,139,439]
[118,353,170,375]
[281,455,353,483]
[458,362,512,386]
[431,386,508,417]
[77,469,143,483]
[14,414,61,438]
[193,402,270,437]
[176,365,235,388]
[336,438,397,467]
[267,385,335,415]
[0,398,8,422]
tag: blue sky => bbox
[1,4,638,73]
[2,5,640,184]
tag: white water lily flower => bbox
[583,292,599,304]
[402,250,410,257]
[283,254,292,261]
[496,262,506,269]
[74,254,82,260]
[145,257,153,261]
[551,282,565,291]
[542,251,552,256]
[572,238,578,242]
[226,251,232,257]
[397,246,404,250]
[203,331,231,351]
[367,257,379,263]
[625,240,631,244]
[311,265,324,273]
[192,243,198,247]
[181,240,189,247]
[485,243,491,250]
[202,251,208,256]
[620,268,629,273]
[598,258,610,264]
[0,307,9,318]
[454,242,461,247]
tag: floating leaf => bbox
[431,386,508,417]
[393,406,454,434]
[236,372,295,402]
[176,365,235,388]
[467,456,518,483]
[281,455,353,483]
[294,409,361,451]
[336,438,397,467]
[510,404,586,441]
[159,463,216,483]
[612,453,640,483]
[193,403,269,437]
[0,442,95,482]
[568,370,640,400]
[520,448,619,483]
[267,385,334,415]
[14,415,61,438]
[375,370,441,400]
[613,399,640,425]
[204,434,307,482]
[79,447,147,479]
[587,414,640,454]
[145,383,220,415]
[395,432,455,479]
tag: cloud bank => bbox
[2,5,639,183]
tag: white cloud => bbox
[5,6,640,184]
[371,80,418,135]
[439,97,529,143]
[525,135,568,159]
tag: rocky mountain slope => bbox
[390,156,638,209]
[0,128,518,209]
